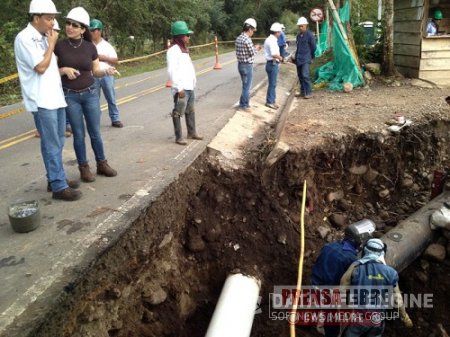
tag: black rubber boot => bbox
[185,112,203,140]
[172,116,186,145]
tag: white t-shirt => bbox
[167,44,196,92]
[14,23,66,112]
[95,38,118,70]
[264,34,280,61]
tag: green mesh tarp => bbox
[315,18,329,58]
[315,0,364,91]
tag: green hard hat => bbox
[434,9,443,20]
[171,21,193,36]
[89,19,104,30]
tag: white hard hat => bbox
[364,238,386,256]
[244,18,257,29]
[270,22,283,32]
[53,19,60,31]
[29,0,60,14]
[297,17,309,25]
[66,7,90,27]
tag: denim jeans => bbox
[344,323,384,337]
[64,86,106,165]
[279,45,288,58]
[265,61,279,104]
[297,62,312,96]
[95,76,120,122]
[238,62,253,108]
[32,107,69,192]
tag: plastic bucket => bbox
[8,200,41,233]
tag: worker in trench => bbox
[310,220,376,337]
[339,238,413,337]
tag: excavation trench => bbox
[29,111,450,337]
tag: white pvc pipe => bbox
[205,273,261,337]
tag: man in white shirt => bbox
[264,23,283,110]
[89,19,123,128]
[167,21,203,145]
[14,0,81,201]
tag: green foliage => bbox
[0,0,328,84]
[352,24,383,65]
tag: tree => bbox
[382,0,395,76]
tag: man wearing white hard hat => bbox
[235,18,261,112]
[263,23,283,110]
[14,0,82,201]
[292,17,316,99]
[277,24,288,60]
[340,238,413,337]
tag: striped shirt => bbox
[235,33,256,63]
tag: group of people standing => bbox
[13,3,318,202]
[14,0,121,201]
[235,16,317,112]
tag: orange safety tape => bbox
[1,40,221,84]
[0,73,19,84]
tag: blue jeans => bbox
[297,63,312,96]
[265,61,279,104]
[279,45,288,58]
[345,323,384,337]
[32,107,69,192]
[64,86,106,165]
[95,76,120,122]
[238,62,253,108]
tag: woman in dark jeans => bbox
[55,7,117,182]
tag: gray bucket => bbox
[8,200,41,233]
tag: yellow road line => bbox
[0,59,237,150]
[0,133,35,151]
[0,130,36,146]
[0,107,26,120]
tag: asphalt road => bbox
[0,51,269,336]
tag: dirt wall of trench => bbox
[26,118,450,337]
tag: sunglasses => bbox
[65,20,81,29]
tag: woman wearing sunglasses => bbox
[54,7,117,183]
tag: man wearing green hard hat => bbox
[166,21,202,145]
[89,18,123,128]
[427,8,443,36]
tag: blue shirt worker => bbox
[277,24,288,59]
[14,0,81,201]
[311,222,369,337]
[90,19,123,128]
[292,17,316,99]
[340,239,413,337]
[235,18,260,112]
[427,9,443,36]
[264,23,283,110]
[167,21,203,145]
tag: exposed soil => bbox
[27,79,450,337]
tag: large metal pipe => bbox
[205,273,261,337]
[381,192,449,272]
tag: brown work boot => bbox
[97,160,117,177]
[79,163,96,182]
[187,133,203,140]
[52,187,82,201]
[176,138,187,145]
[47,179,80,192]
